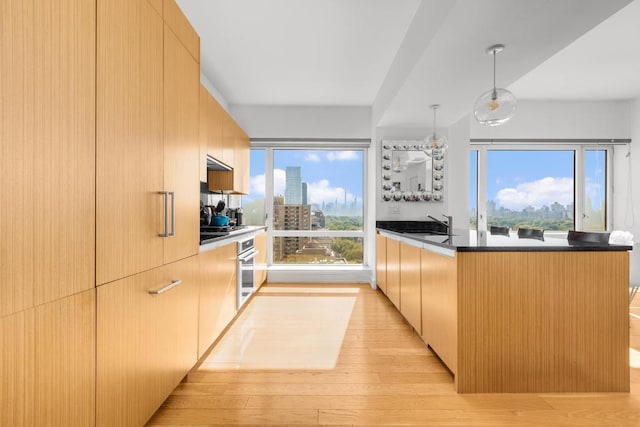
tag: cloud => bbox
[307,179,357,205]
[495,177,573,210]
[274,168,286,196]
[250,173,266,197]
[305,153,321,162]
[326,151,359,161]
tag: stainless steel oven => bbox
[237,236,258,309]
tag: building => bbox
[284,166,302,205]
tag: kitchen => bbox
[2,0,640,426]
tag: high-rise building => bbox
[285,166,302,205]
[273,203,312,262]
[301,182,308,205]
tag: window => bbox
[248,144,367,266]
[243,148,266,226]
[472,144,611,233]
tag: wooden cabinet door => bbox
[1,0,95,316]
[255,231,268,289]
[198,85,209,183]
[97,256,199,427]
[375,234,387,294]
[400,242,422,334]
[222,111,236,168]
[233,125,251,194]
[163,25,200,264]
[1,290,95,427]
[421,249,457,374]
[209,94,225,162]
[198,244,238,358]
[163,0,200,62]
[97,0,164,285]
[386,238,401,309]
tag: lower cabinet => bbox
[0,290,95,427]
[375,233,387,294]
[399,242,422,334]
[97,255,199,427]
[386,238,401,309]
[255,231,268,289]
[198,243,237,358]
[420,249,457,374]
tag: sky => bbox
[469,150,606,211]
[245,149,364,206]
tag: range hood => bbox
[206,155,232,171]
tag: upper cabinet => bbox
[97,0,165,285]
[233,125,251,195]
[163,0,200,63]
[163,23,200,264]
[0,0,96,317]
[97,0,200,285]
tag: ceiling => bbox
[176,0,637,128]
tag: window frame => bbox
[470,143,614,234]
[250,140,369,267]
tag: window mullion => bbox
[575,148,585,231]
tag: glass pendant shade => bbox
[474,44,516,127]
[474,87,517,126]
[425,104,447,157]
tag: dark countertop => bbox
[199,225,267,253]
[377,227,633,252]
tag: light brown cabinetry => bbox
[420,249,457,374]
[375,234,387,294]
[198,244,238,358]
[97,0,164,284]
[0,290,96,427]
[233,125,251,194]
[386,238,401,309]
[1,0,96,317]
[163,0,200,62]
[97,0,200,284]
[255,231,268,289]
[163,22,200,264]
[399,242,422,334]
[97,256,199,427]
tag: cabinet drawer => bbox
[97,256,198,427]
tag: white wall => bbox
[470,100,632,140]
[612,97,640,284]
[229,105,371,139]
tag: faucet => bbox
[427,214,453,237]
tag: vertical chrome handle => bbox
[159,191,170,237]
[148,279,182,295]
[169,191,176,237]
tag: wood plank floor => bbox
[147,284,640,426]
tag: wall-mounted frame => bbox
[381,140,444,202]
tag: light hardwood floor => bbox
[147,284,640,426]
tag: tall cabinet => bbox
[1,0,97,425]
[96,0,201,425]
[97,0,199,286]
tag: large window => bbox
[471,145,611,233]
[248,144,366,266]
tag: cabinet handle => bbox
[169,191,176,237]
[159,191,170,237]
[148,279,182,295]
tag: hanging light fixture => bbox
[474,44,517,126]
[425,104,448,157]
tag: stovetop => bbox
[200,225,248,244]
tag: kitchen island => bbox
[376,225,632,393]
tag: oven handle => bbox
[238,249,258,262]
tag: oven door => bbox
[237,247,258,310]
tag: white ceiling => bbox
[509,0,640,101]
[177,0,421,106]
[176,0,636,127]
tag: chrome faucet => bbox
[427,214,453,237]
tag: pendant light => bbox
[474,44,517,126]
[425,104,447,157]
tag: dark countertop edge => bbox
[199,226,267,252]
[377,228,633,252]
